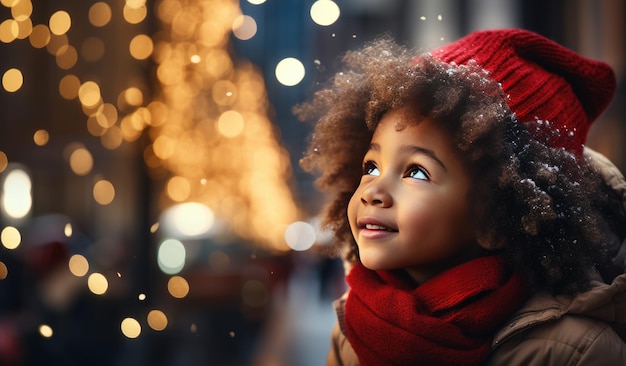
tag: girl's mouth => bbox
[365,224,395,231]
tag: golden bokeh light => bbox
[68,254,89,277]
[129,34,153,60]
[39,324,53,338]
[49,10,71,36]
[87,272,108,295]
[46,33,69,55]
[33,129,49,146]
[11,0,32,22]
[147,310,168,331]
[119,87,144,108]
[14,18,32,40]
[123,4,147,24]
[0,19,18,43]
[59,74,80,100]
[88,2,112,27]
[78,81,102,107]
[101,126,124,150]
[166,176,190,202]
[167,275,189,299]
[64,223,72,237]
[126,0,146,9]
[0,151,7,173]
[2,68,23,92]
[68,147,93,176]
[1,226,21,250]
[0,261,8,279]
[55,44,78,70]
[95,103,118,128]
[217,110,245,138]
[93,179,115,205]
[29,24,50,48]
[120,317,141,339]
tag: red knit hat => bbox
[431,28,616,156]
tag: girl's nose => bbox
[360,182,392,207]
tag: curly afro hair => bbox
[295,37,623,296]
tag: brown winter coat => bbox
[326,148,626,366]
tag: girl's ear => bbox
[476,229,506,250]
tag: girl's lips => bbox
[357,218,398,239]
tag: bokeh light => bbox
[275,57,305,86]
[284,221,316,251]
[68,147,93,176]
[33,129,49,146]
[157,239,186,274]
[87,272,108,295]
[120,317,141,338]
[0,261,7,279]
[160,202,215,238]
[2,168,32,219]
[68,254,89,277]
[147,310,168,331]
[93,179,115,205]
[88,2,112,27]
[129,34,153,60]
[232,15,257,41]
[49,10,71,36]
[167,275,190,298]
[39,324,54,338]
[310,0,340,26]
[1,226,21,250]
[2,68,23,92]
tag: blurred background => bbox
[0,0,623,365]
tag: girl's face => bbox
[347,108,481,283]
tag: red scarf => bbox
[344,255,528,366]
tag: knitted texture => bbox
[432,29,616,155]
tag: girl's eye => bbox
[362,161,380,176]
[406,165,429,180]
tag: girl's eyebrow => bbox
[369,142,447,171]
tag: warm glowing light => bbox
[285,221,316,251]
[2,68,23,92]
[0,261,7,279]
[120,317,141,338]
[55,44,78,70]
[101,126,124,150]
[126,0,146,9]
[29,24,50,48]
[0,19,18,43]
[247,0,266,4]
[275,57,305,86]
[59,74,80,100]
[121,87,143,107]
[0,152,7,173]
[89,2,112,27]
[1,226,21,250]
[232,15,257,40]
[93,179,115,205]
[64,223,72,237]
[157,239,186,274]
[129,34,153,60]
[2,169,31,219]
[167,275,190,298]
[33,129,49,146]
[138,293,146,300]
[49,10,71,36]
[147,310,168,331]
[87,272,108,295]
[68,254,89,277]
[123,4,147,24]
[161,202,215,238]
[166,176,190,202]
[217,110,245,137]
[78,81,102,107]
[69,147,93,176]
[95,103,118,128]
[39,325,53,338]
[310,0,340,26]
[11,0,32,21]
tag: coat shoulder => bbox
[487,314,626,365]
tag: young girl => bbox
[296,29,626,365]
